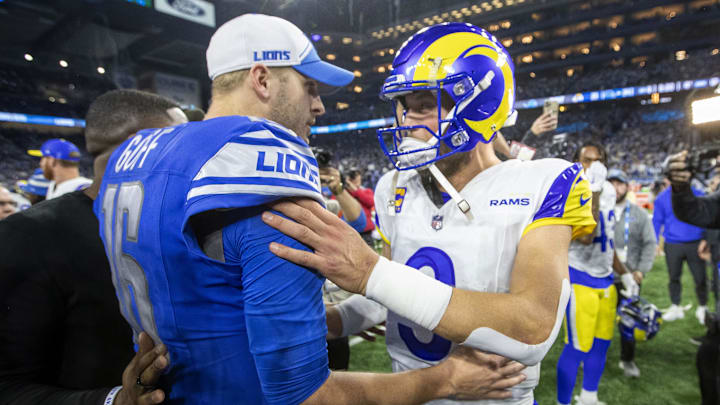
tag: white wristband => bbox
[365,256,452,331]
[104,386,123,405]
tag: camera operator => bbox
[667,150,720,405]
[314,149,368,234]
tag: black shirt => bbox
[671,184,720,229]
[0,191,134,405]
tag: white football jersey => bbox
[568,181,617,278]
[374,158,595,405]
[46,176,92,200]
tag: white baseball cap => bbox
[206,14,354,87]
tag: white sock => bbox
[580,389,598,403]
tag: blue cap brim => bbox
[294,60,354,87]
[19,184,45,196]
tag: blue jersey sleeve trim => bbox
[191,176,321,193]
[533,163,583,221]
[344,209,368,232]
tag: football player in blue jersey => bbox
[95,14,527,405]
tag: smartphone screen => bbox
[544,100,559,130]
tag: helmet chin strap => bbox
[428,163,473,221]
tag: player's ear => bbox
[248,63,271,101]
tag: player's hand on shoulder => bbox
[262,198,380,294]
[585,161,607,192]
[115,332,169,405]
[439,346,526,401]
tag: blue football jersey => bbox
[94,116,330,404]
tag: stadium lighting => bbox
[311,34,322,42]
[59,59,68,68]
[24,53,33,62]
[353,86,363,93]
[352,55,361,62]
[692,95,720,125]
[566,68,574,77]
[326,54,336,61]
[712,49,719,56]
[353,70,362,77]
[529,72,536,78]
[675,50,687,61]
[97,66,106,74]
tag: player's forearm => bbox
[435,286,560,347]
[425,225,569,365]
[336,191,363,222]
[303,367,449,405]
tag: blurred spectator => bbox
[0,89,183,405]
[16,168,51,206]
[0,186,18,220]
[653,184,709,323]
[345,168,376,236]
[608,169,657,378]
[27,138,92,199]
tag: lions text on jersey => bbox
[94,116,330,405]
[373,158,595,405]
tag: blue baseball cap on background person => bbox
[608,168,629,184]
[206,14,354,87]
[17,168,51,197]
[27,138,82,162]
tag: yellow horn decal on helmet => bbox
[412,32,498,84]
[461,45,515,142]
[411,32,515,143]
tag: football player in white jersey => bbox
[261,23,597,405]
[556,141,639,405]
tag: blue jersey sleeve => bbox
[222,207,330,405]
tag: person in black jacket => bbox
[0,89,186,405]
[666,150,720,405]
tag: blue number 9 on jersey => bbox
[397,247,456,361]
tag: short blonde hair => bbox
[211,67,293,97]
[211,70,250,96]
